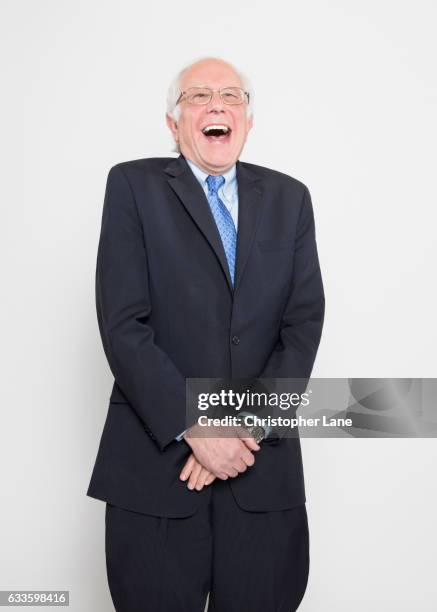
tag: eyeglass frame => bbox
[176,86,250,106]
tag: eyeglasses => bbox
[176,86,250,106]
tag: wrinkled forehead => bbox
[180,62,243,91]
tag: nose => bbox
[207,89,225,112]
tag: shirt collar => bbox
[185,157,237,193]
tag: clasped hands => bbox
[179,423,261,491]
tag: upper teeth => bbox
[202,125,230,134]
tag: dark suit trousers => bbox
[105,479,310,612]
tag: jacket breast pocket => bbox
[258,236,293,252]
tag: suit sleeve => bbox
[95,165,188,450]
[259,184,325,438]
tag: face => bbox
[166,60,253,175]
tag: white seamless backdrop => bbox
[1,1,436,611]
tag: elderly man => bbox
[87,57,325,612]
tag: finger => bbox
[241,450,255,467]
[194,467,210,491]
[180,454,196,481]
[225,466,239,478]
[216,472,229,480]
[187,461,203,490]
[233,459,248,473]
[240,436,260,452]
[205,473,216,486]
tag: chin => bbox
[200,150,237,170]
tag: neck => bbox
[183,155,235,176]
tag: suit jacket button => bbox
[231,335,240,345]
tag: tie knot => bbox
[206,174,225,194]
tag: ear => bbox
[247,113,254,132]
[166,113,179,142]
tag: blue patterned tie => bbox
[206,175,237,285]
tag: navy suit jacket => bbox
[87,154,325,517]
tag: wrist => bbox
[237,411,266,443]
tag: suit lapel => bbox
[164,155,264,295]
[165,155,233,291]
[234,160,264,292]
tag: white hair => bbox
[166,56,254,153]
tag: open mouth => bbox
[201,124,232,142]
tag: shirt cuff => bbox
[175,428,188,441]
